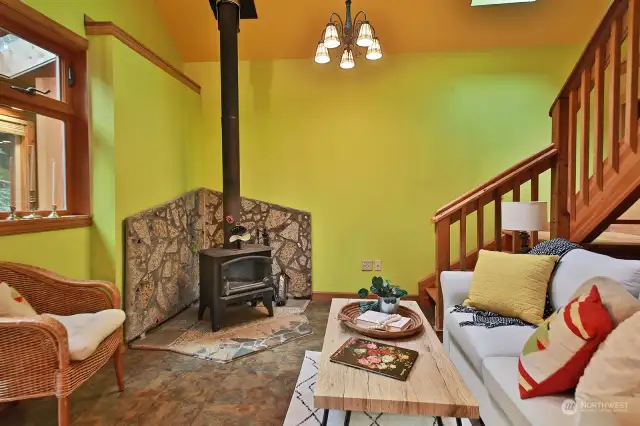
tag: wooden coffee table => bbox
[314,299,479,425]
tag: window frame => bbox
[0,0,90,233]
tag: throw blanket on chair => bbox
[452,238,581,329]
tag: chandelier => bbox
[314,0,382,69]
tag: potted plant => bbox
[358,276,408,314]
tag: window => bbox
[0,1,90,233]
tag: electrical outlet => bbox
[374,260,382,271]
[361,260,373,271]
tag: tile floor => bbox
[2,302,480,426]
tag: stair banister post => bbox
[435,217,451,332]
[550,97,571,240]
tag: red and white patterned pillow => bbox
[0,281,38,317]
[518,285,613,399]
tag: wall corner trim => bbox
[84,16,201,94]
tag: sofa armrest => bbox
[441,271,473,309]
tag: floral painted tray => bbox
[329,337,419,381]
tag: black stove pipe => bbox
[217,0,241,249]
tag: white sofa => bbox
[441,249,640,426]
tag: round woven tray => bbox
[337,302,424,339]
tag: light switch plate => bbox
[374,260,382,271]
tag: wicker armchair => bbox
[0,262,124,426]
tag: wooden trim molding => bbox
[311,292,420,303]
[0,215,92,236]
[84,16,201,94]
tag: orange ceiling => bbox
[156,0,611,62]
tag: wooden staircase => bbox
[420,0,640,331]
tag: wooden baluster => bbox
[568,90,578,220]
[594,46,605,191]
[494,192,502,252]
[477,201,484,252]
[609,16,622,172]
[459,206,467,271]
[627,0,640,153]
[551,97,571,239]
[531,173,540,247]
[435,218,451,332]
[512,182,521,252]
[580,68,591,206]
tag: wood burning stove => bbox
[199,245,274,331]
[196,1,273,332]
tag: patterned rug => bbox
[130,299,311,363]
[284,351,472,426]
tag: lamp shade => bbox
[314,42,330,64]
[366,38,382,60]
[356,21,374,47]
[501,202,548,231]
[339,48,355,69]
[324,23,341,49]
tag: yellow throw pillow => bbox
[464,250,558,325]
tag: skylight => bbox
[471,0,536,6]
[0,31,57,80]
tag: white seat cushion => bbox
[45,309,125,361]
[482,357,573,426]
[445,307,535,375]
[550,250,640,310]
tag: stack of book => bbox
[355,310,412,331]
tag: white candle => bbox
[28,145,35,191]
[9,156,14,207]
[51,160,56,205]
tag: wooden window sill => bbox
[0,215,92,236]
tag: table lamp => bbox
[501,201,548,253]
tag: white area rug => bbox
[284,351,472,426]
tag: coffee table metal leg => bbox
[344,410,351,425]
[321,409,329,426]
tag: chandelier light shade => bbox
[314,0,382,70]
[340,48,355,69]
[366,38,382,60]
[323,23,341,49]
[356,21,374,47]
[314,42,331,63]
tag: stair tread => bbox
[538,230,640,246]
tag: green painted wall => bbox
[112,41,201,292]
[24,0,182,69]
[0,1,198,287]
[0,227,91,278]
[185,45,581,295]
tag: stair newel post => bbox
[435,217,451,332]
[550,97,571,240]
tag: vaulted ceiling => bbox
[155,0,612,63]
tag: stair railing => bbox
[425,0,640,330]
[429,145,557,331]
[551,0,640,242]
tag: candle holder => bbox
[23,191,42,220]
[47,204,59,219]
[5,206,20,221]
